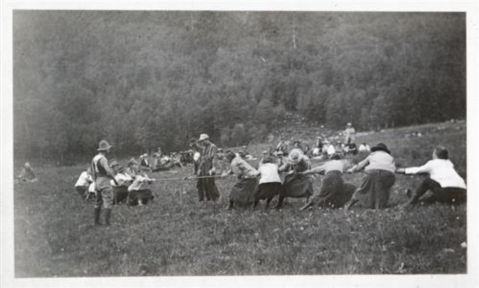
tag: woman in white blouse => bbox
[396,146,466,207]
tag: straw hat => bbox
[287,149,304,165]
[198,133,209,141]
[97,140,112,151]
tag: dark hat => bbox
[109,159,119,168]
[371,143,390,154]
[97,140,112,151]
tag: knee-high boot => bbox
[104,208,112,226]
[94,207,102,225]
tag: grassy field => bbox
[14,121,467,277]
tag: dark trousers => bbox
[411,178,467,204]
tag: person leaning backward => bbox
[91,140,118,226]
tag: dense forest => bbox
[13,11,466,161]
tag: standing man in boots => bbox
[91,140,118,226]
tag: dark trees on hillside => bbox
[13,11,466,162]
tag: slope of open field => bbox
[14,121,467,276]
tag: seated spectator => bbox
[17,162,37,183]
[75,167,93,199]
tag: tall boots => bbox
[94,207,101,225]
[94,207,112,226]
[104,208,112,226]
[273,195,284,209]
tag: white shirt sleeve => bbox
[405,161,433,175]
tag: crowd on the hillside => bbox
[15,122,468,227]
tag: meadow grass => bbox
[14,121,467,276]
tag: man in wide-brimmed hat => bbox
[345,143,396,210]
[91,140,118,226]
[191,133,220,202]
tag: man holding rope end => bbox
[191,134,220,203]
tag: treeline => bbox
[13,11,466,162]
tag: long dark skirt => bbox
[255,182,282,201]
[196,160,220,202]
[282,173,313,198]
[312,171,355,208]
[113,186,129,204]
[229,178,259,203]
[128,189,154,206]
[353,169,396,209]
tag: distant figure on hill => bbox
[293,140,304,152]
[275,149,313,209]
[222,150,259,210]
[75,167,94,199]
[312,136,323,157]
[396,146,467,207]
[345,143,396,210]
[192,134,220,203]
[139,153,151,172]
[358,143,371,153]
[323,140,336,157]
[276,136,289,156]
[91,140,118,226]
[253,156,282,210]
[344,142,358,155]
[300,153,356,210]
[17,162,37,183]
[344,122,356,145]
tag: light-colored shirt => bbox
[354,151,396,173]
[75,171,93,187]
[326,145,336,155]
[258,163,281,184]
[311,160,345,174]
[111,172,133,187]
[230,155,259,179]
[405,159,466,189]
[345,127,356,142]
[128,175,152,192]
[358,144,370,152]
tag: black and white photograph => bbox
[1,1,478,287]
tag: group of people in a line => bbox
[190,132,467,213]
[74,122,467,226]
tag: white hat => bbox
[199,133,209,141]
[287,149,304,165]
